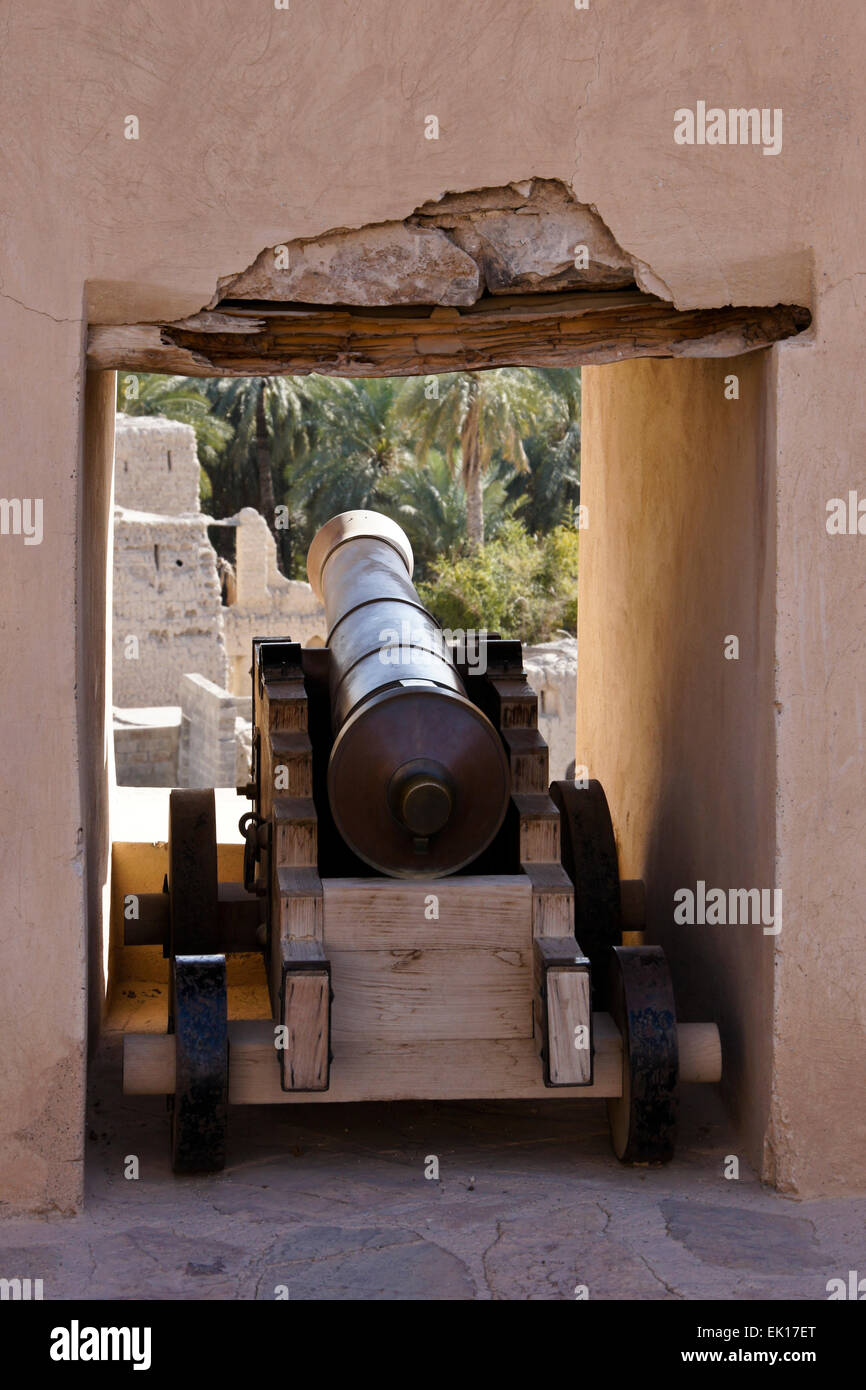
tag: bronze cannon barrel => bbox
[307,511,510,878]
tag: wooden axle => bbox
[123,882,264,951]
[123,1017,722,1102]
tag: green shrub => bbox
[418,519,579,645]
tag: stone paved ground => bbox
[1,1037,863,1300]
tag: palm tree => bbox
[293,377,412,540]
[506,368,581,533]
[380,452,521,578]
[396,370,541,549]
[203,376,316,571]
[204,376,312,518]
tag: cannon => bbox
[306,509,510,877]
[121,510,722,1172]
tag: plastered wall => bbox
[578,354,777,1177]
[1,0,864,1207]
[82,374,116,1099]
[579,338,866,1197]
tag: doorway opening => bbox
[83,177,811,1170]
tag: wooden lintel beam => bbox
[89,293,810,378]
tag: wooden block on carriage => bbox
[322,875,533,1043]
[254,641,332,1094]
[277,938,331,1093]
[533,936,593,1086]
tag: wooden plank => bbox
[521,862,574,938]
[513,793,561,863]
[262,679,309,733]
[281,968,330,1091]
[273,796,318,868]
[328,946,532,1041]
[274,934,331,1092]
[476,653,581,1091]
[261,668,324,1021]
[322,875,531,949]
[533,935,590,973]
[276,866,323,941]
[252,649,327,1034]
[532,936,592,1085]
[284,939,330,965]
[545,969,592,1086]
[502,727,548,793]
[261,729,313,800]
[89,297,810,377]
[487,677,538,729]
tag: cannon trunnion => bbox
[122,513,722,1172]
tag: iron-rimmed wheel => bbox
[166,789,228,1173]
[170,954,229,1173]
[550,779,622,1008]
[607,945,678,1164]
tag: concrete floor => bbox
[1,1037,863,1301]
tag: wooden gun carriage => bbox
[122,512,721,1171]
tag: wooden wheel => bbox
[166,790,228,1173]
[607,945,678,1164]
[550,779,622,1008]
